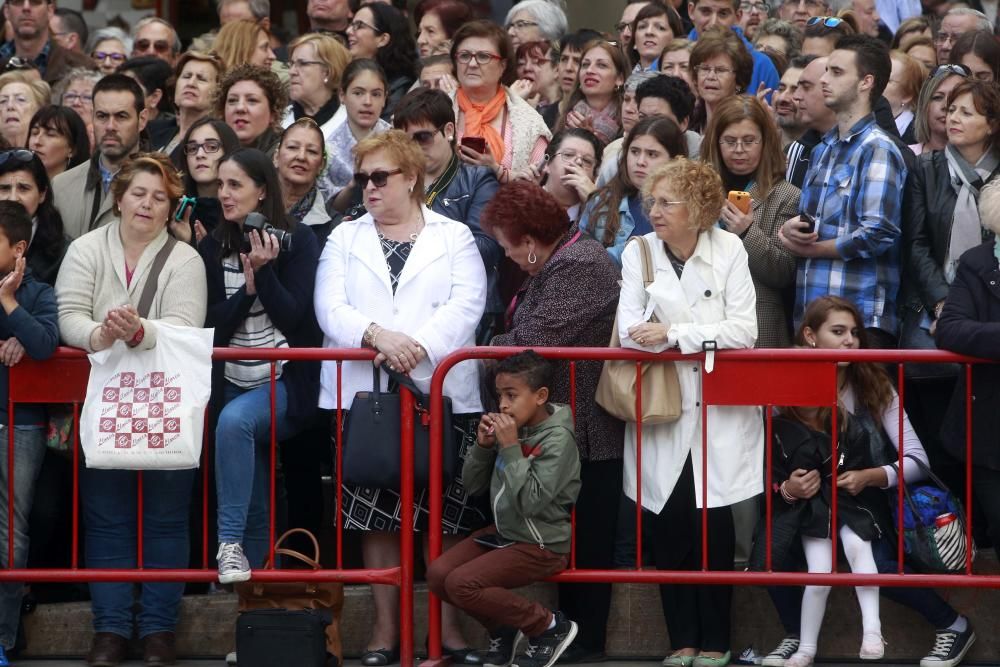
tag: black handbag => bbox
[236,609,332,667]
[343,365,456,489]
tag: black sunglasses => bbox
[409,126,445,147]
[354,168,403,189]
[0,149,34,168]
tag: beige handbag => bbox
[595,236,682,425]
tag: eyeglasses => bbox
[934,31,962,45]
[642,196,686,213]
[134,39,172,54]
[7,0,48,7]
[783,0,824,7]
[0,150,34,168]
[92,51,127,63]
[354,168,403,189]
[184,139,223,155]
[740,1,770,12]
[455,50,503,65]
[289,59,326,71]
[806,16,843,28]
[553,150,596,168]
[931,63,971,78]
[719,137,763,150]
[62,92,93,105]
[695,64,734,77]
[408,126,444,147]
[506,20,538,31]
[614,21,630,33]
[348,19,383,34]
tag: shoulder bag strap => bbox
[635,236,660,324]
[136,236,178,319]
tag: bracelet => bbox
[779,481,796,504]
[127,324,145,348]
[363,323,383,348]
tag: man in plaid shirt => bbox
[779,34,906,347]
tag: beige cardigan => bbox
[55,222,208,352]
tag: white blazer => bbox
[281,104,342,142]
[314,206,487,413]
[617,229,764,511]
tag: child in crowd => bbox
[426,350,581,667]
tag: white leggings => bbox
[797,525,880,657]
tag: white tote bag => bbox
[81,323,214,470]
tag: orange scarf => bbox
[456,87,507,164]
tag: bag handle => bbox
[136,236,178,319]
[891,454,969,537]
[268,528,322,570]
[628,236,660,324]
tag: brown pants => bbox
[426,526,568,637]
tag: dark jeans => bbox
[81,467,196,638]
[558,458,622,653]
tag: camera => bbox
[243,212,292,252]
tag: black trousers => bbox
[650,457,735,653]
[558,458,623,653]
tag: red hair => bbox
[481,180,569,244]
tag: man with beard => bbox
[308,0,352,38]
[53,74,148,239]
[774,55,809,149]
[0,0,92,86]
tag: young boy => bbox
[426,350,581,667]
[0,200,59,666]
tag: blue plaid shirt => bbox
[0,40,50,76]
[795,114,906,335]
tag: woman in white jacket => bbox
[314,130,487,666]
[616,158,763,667]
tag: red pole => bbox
[72,403,80,570]
[965,364,974,574]
[336,361,344,570]
[202,410,209,569]
[7,397,14,571]
[765,407,773,572]
[269,362,276,567]
[830,392,838,574]
[701,388,708,571]
[137,471,144,569]
[897,366,905,572]
[634,361,643,571]
[569,361,577,570]
[399,388,416,667]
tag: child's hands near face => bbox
[0,256,25,311]
[492,413,520,449]
[476,414,497,448]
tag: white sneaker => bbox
[762,636,799,667]
[860,633,886,660]
[217,542,251,584]
[226,650,238,665]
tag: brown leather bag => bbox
[235,529,344,663]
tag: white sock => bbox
[947,616,968,633]
[547,614,556,630]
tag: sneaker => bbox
[513,612,578,667]
[0,646,8,667]
[761,635,799,667]
[226,651,238,665]
[784,653,813,667]
[476,627,524,667]
[921,626,977,667]
[860,633,886,660]
[217,542,251,584]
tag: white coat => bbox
[314,206,486,413]
[618,229,764,512]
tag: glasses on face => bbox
[719,137,763,150]
[934,31,961,45]
[455,50,503,66]
[932,63,971,78]
[7,0,47,7]
[348,19,383,34]
[354,168,403,189]
[134,39,172,54]
[184,139,223,155]
[92,51,127,63]
[0,149,34,168]
[783,0,824,7]
[408,126,444,147]
[62,92,93,105]
[506,20,538,31]
[289,59,326,71]
[642,196,686,214]
[806,16,843,28]
[740,1,770,12]
[553,150,596,168]
[614,21,630,33]
[695,64,734,77]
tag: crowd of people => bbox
[1,0,1000,666]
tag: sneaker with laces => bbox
[513,611,578,667]
[920,626,976,667]
[475,627,524,667]
[217,542,251,584]
[761,635,799,667]
[0,646,9,667]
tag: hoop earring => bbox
[528,251,537,264]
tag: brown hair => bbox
[642,157,724,233]
[690,26,754,94]
[701,96,785,199]
[110,152,184,219]
[353,129,427,203]
[891,15,932,50]
[288,32,352,93]
[946,78,1000,150]
[889,50,927,107]
[211,19,269,72]
[171,50,224,94]
[557,39,630,134]
[628,1,684,68]
[450,19,517,86]
[215,64,288,130]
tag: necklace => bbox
[375,214,424,243]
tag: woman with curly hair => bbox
[217,64,288,157]
[345,2,416,120]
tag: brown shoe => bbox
[143,631,177,666]
[87,632,128,667]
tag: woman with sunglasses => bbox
[172,117,241,245]
[53,68,100,152]
[87,27,131,76]
[275,119,333,241]
[911,64,969,155]
[27,106,88,182]
[315,130,487,667]
[282,33,351,144]
[345,3,417,121]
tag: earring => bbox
[408,184,414,193]
[324,77,329,84]
[809,340,816,348]
[528,250,537,264]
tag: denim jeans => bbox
[0,427,46,649]
[81,466,196,638]
[216,380,300,568]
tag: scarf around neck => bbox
[945,144,999,283]
[457,86,507,164]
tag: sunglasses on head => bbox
[806,16,843,28]
[932,63,971,78]
[135,39,171,54]
[0,149,34,168]
[354,168,403,189]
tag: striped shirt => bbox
[222,255,289,388]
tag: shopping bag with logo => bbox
[80,322,213,470]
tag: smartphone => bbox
[800,212,816,234]
[474,532,517,550]
[727,190,751,215]
[174,195,197,222]
[460,136,487,154]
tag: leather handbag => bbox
[595,236,682,425]
[235,528,343,665]
[343,366,456,489]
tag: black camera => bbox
[243,212,292,252]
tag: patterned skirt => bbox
[335,412,488,534]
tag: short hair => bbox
[393,87,456,131]
[277,117,328,173]
[559,28,604,55]
[53,66,102,105]
[451,20,517,86]
[288,33,352,93]
[216,0,271,20]
[701,96,785,199]
[890,15,931,50]
[635,74,695,124]
[834,34,892,102]
[353,129,427,203]
[482,180,569,244]
[942,8,992,34]
[625,70,660,93]
[914,66,969,144]
[789,53,818,70]
[177,117,241,192]
[110,153,184,218]
[643,157,724,233]
[117,56,173,112]
[889,50,927,107]
[419,53,454,75]
[93,72,146,115]
[946,79,1000,150]
[0,200,31,246]
[547,127,603,178]
[0,72,50,110]
[54,8,88,48]
[87,27,132,55]
[505,0,568,42]
[341,58,388,92]
[211,19,269,72]
[690,26,755,94]
[629,2,685,68]
[980,179,1000,235]
[414,0,474,39]
[28,106,89,172]
[901,35,935,59]
[660,37,693,61]
[949,30,1000,81]
[754,19,804,58]
[215,64,287,128]
[516,40,558,67]
[172,51,225,91]
[495,349,554,393]
[131,17,181,55]
[364,3,418,82]
[690,0,739,7]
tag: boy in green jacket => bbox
[426,350,582,667]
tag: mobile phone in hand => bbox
[461,136,487,154]
[727,190,751,215]
[800,212,816,234]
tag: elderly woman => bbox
[629,2,683,72]
[392,87,502,342]
[282,33,351,140]
[483,179,624,662]
[217,64,288,157]
[54,153,207,666]
[752,19,804,61]
[0,73,49,148]
[158,51,225,157]
[558,40,629,145]
[660,38,694,87]
[689,27,755,133]
[276,118,333,237]
[211,18,276,72]
[171,117,242,243]
[885,51,925,145]
[702,96,799,348]
[88,27,131,76]
[315,130,486,667]
[346,3,417,120]
[27,106,89,182]
[513,40,562,129]
[451,20,552,184]
[416,0,473,58]
[911,64,968,155]
[618,157,760,667]
[199,147,322,584]
[53,68,100,151]
[505,0,568,49]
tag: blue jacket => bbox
[687,25,779,102]
[1,269,58,427]
[578,195,637,267]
